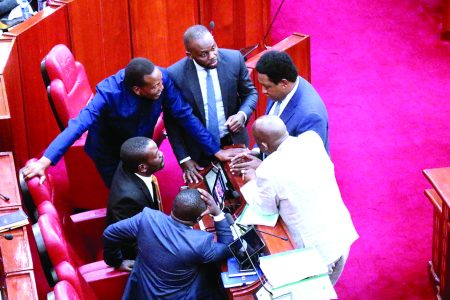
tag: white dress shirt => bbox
[268,77,300,116]
[134,173,154,200]
[193,60,228,137]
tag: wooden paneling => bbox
[443,0,450,40]
[6,6,71,158]
[0,38,28,166]
[199,0,270,52]
[129,0,198,67]
[65,0,132,86]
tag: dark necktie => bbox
[206,69,220,145]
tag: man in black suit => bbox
[166,24,258,184]
[107,136,164,226]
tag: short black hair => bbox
[120,137,152,172]
[172,189,206,223]
[255,50,298,84]
[124,58,155,88]
[183,25,210,48]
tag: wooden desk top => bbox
[0,152,38,300]
[423,167,450,209]
[0,152,22,207]
[191,160,294,298]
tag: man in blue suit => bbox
[22,58,234,187]
[256,50,329,153]
[103,188,233,300]
[230,50,329,173]
[166,25,257,184]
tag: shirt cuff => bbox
[238,111,247,123]
[213,212,225,222]
[179,157,192,164]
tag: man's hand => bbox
[118,259,135,272]
[230,152,262,174]
[225,112,245,133]
[243,168,257,182]
[21,157,52,184]
[214,148,247,162]
[198,188,221,217]
[181,159,204,184]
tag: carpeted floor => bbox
[267,0,450,298]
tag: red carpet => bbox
[269,0,450,298]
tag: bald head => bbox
[171,189,206,225]
[183,25,211,49]
[252,116,289,154]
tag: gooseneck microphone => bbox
[236,223,288,241]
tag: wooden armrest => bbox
[70,208,106,224]
[82,266,129,300]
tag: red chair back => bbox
[52,280,82,300]
[41,44,93,130]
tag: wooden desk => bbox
[191,160,294,299]
[0,152,38,300]
[423,167,450,299]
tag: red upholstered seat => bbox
[52,280,82,300]
[41,44,93,130]
[40,44,109,210]
[55,260,128,300]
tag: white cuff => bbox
[238,111,247,123]
[213,212,225,222]
[179,157,192,164]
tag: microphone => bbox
[236,223,288,241]
[262,0,286,49]
[209,21,215,34]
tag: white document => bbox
[236,204,279,227]
[272,274,337,300]
[238,181,279,227]
[259,247,329,289]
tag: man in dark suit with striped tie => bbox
[166,25,258,184]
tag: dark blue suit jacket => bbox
[266,76,329,153]
[43,68,219,186]
[103,208,233,300]
[166,49,258,166]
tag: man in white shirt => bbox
[241,115,358,285]
[166,24,257,184]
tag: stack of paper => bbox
[258,247,337,299]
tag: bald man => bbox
[240,116,358,285]
[103,188,233,299]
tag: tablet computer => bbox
[228,226,266,269]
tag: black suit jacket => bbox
[106,162,159,226]
[166,49,258,166]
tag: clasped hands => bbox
[182,148,261,184]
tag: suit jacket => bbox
[103,208,234,300]
[166,49,258,166]
[43,68,219,186]
[244,133,358,265]
[106,162,159,226]
[265,76,330,154]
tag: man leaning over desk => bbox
[234,116,358,285]
[22,57,236,187]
